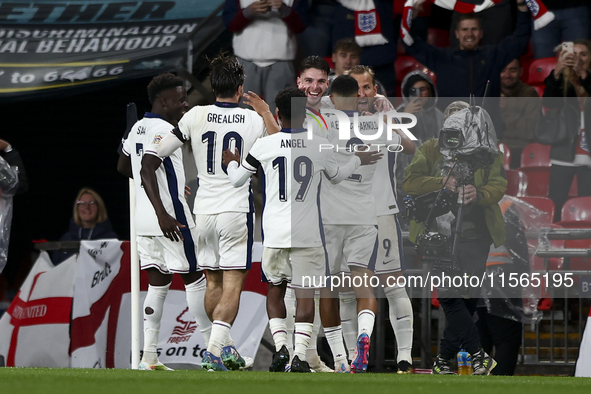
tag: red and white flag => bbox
[0,252,76,367]
[401,0,555,46]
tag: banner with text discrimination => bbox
[0,0,223,100]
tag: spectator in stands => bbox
[396,71,443,220]
[544,39,591,221]
[403,4,532,123]
[531,1,590,59]
[449,0,515,49]
[329,38,361,83]
[222,0,309,112]
[499,58,541,169]
[394,0,430,42]
[51,188,118,265]
[297,0,338,58]
[332,0,397,95]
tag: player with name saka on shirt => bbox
[221,86,381,372]
[158,54,278,371]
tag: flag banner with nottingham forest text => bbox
[0,0,223,100]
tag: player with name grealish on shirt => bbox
[157,55,276,372]
[221,87,382,373]
[117,73,212,371]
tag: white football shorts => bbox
[323,224,378,274]
[262,246,327,288]
[195,212,254,270]
[137,226,200,274]
[374,214,405,275]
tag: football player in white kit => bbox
[222,87,381,372]
[346,65,417,373]
[157,55,272,371]
[321,75,415,373]
[117,73,212,371]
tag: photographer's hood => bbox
[439,106,498,162]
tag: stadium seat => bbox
[498,142,511,170]
[533,85,545,97]
[519,196,556,223]
[521,143,551,167]
[551,220,591,270]
[559,196,591,222]
[427,28,450,48]
[324,56,335,70]
[528,57,556,86]
[506,169,528,197]
[517,166,550,196]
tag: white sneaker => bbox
[241,356,254,370]
[138,361,174,371]
[308,354,333,373]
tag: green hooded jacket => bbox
[402,138,507,248]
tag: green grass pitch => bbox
[1,368,590,394]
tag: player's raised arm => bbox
[243,91,280,135]
[117,152,133,178]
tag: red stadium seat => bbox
[517,166,550,196]
[324,56,335,70]
[521,143,551,167]
[559,197,591,222]
[427,28,450,48]
[552,220,591,270]
[506,169,528,197]
[528,57,556,86]
[519,196,556,223]
[498,142,511,170]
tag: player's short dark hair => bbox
[275,87,306,121]
[346,65,376,86]
[453,13,482,31]
[210,53,245,98]
[299,55,330,76]
[333,37,361,56]
[330,75,359,97]
[147,73,184,105]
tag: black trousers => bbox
[549,164,591,222]
[476,306,522,376]
[438,236,492,359]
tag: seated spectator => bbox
[52,187,118,265]
[499,58,541,169]
[531,1,590,59]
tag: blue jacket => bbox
[51,218,118,265]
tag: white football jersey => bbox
[177,103,266,214]
[321,112,400,225]
[242,129,357,248]
[122,113,195,236]
[372,150,400,216]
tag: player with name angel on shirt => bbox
[117,73,212,371]
[221,86,381,372]
[157,54,276,372]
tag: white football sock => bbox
[305,295,321,361]
[185,276,212,346]
[357,309,375,338]
[269,317,288,352]
[339,291,358,359]
[294,322,314,361]
[324,325,347,363]
[384,285,414,363]
[209,320,231,357]
[284,286,296,353]
[142,283,170,363]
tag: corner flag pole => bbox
[121,102,140,369]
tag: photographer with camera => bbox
[402,102,507,375]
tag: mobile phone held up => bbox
[562,41,574,55]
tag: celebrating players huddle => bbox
[118,54,416,374]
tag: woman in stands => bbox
[51,187,118,265]
[544,39,591,221]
